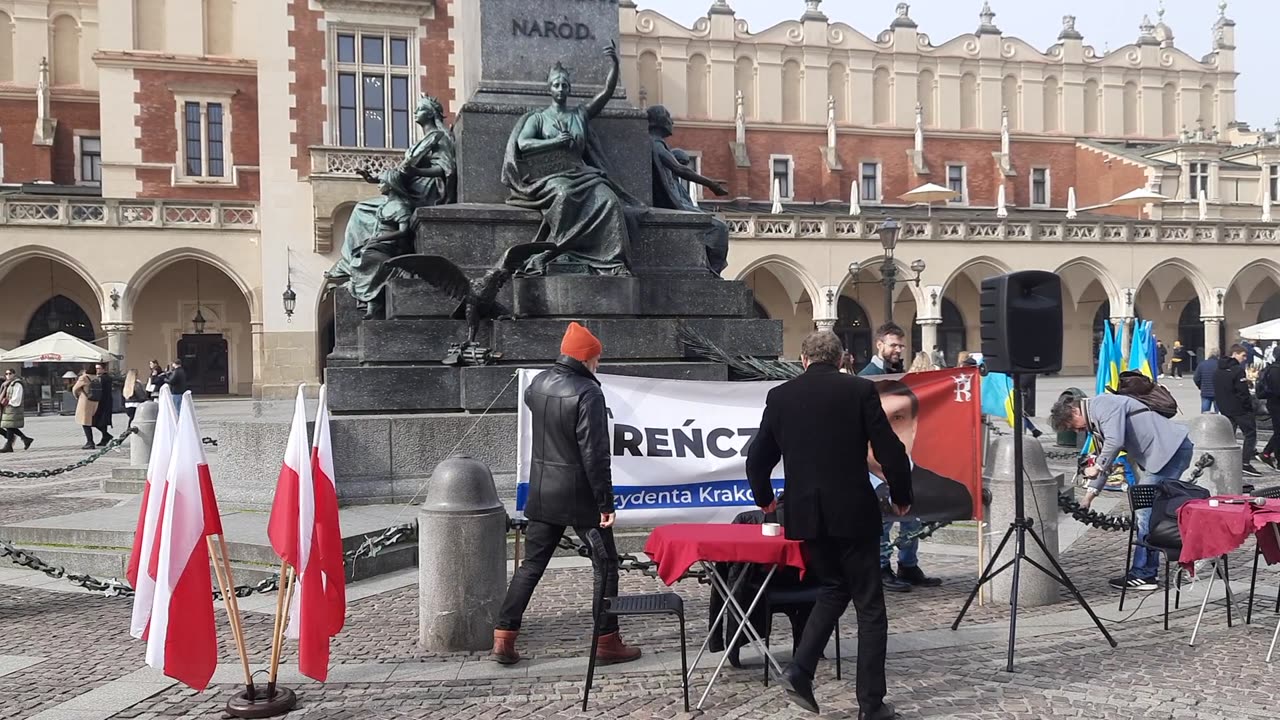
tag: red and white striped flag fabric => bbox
[145,392,224,690]
[268,384,347,681]
[128,385,179,640]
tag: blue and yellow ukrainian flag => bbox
[981,371,1017,427]
[1126,320,1156,379]
[1095,319,1121,395]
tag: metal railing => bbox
[0,197,258,230]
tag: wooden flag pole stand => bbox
[224,559,297,719]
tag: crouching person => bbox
[490,322,642,666]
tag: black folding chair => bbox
[581,529,689,713]
[759,588,841,686]
[1120,485,1185,630]
[1246,485,1280,625]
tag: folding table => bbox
[644,523,807,709]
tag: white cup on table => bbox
[761,522,782,537]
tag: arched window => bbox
[1162,83,1177,137]
[1001,75,1019,130]
[203,0,234,56]
[734,57,755,120]
[51,15,80,86]
[686,53,708,119]
[24,295,94,344]
[1122,81,1139,136]
[1083,79,1099,134]
[911,299,966,366]
[1259,292,1280,324]
[1042,76,1060,132]
[638,51,661,107]
[134,0,165,51]
[828,62,847,123]
[781,59,802,123]
[959,73,977,129]
[0,11,13,82]
[917,68,935,127]
[1200,83,1216,129]
[835,296,872,367]
[872,67,891,126]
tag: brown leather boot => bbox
[595,631,642,665]
[490,629,520,665]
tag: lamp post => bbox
[846,218,926,326]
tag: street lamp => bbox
[845,217,926,324]
[283,254,298,321]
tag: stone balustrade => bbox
[309,145,405,177]
[0,196,258,230]
[721,213,1280,244]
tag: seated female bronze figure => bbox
[327,95,456,318]
[501,42,636,276]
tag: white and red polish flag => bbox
[268,384,347,682]
[128,384,179,640]
[144,391,224,690]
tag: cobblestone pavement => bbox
[3,383,1280,719]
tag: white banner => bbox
[516,370,784,527]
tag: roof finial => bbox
[1157,0,1165,23]
[1219,1,1228,19]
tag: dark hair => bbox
[1229,344,1247,357]
[875,379,919,418]
[801,331,844,366]
[1049,394,1082,432]
[173,358,183,366]
[875,322,906,342]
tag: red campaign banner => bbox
[867,367,983,522]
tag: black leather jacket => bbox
[523,356,614,527]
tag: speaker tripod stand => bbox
[951,372,1118,671]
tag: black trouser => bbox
[496,520,620,634]
[1229,413,1258,464]
[125,406,137,430]
[2,428,31,448]
[791,536,888,715]
[1264,401,1280,458]
[1171,362,1184,378]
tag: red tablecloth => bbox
[1177,497,1280,573]
[644,524,807,585]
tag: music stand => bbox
[951,372,1118,670]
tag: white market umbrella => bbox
[1067,187,1078,219]
[1109,186,1169,219]
[1198,191,1208,221]
[900,182,959,216]
[996,184,1009,218]
[849,180,862,216]
[771,178,783,215]
[1238,318,1280,341]
[0,331,114,364]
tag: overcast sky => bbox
[636,0,1273,130]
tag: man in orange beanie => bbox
[492,322,642,665]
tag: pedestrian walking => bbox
[122,369,145,431]
[72,368,99,450]
[1258,359,1280,469]
[91,363,114,447]
[1170,341,1188,378]
[146,359,165,400]
[164,359,188,412]
[0,369,34,452]
[1050,392,1193,591]
[491,322,642,667]
[1193,350,1219,413]
[747,330,912,719]
[1214,344,1261,478]
[1156,340,1168,378]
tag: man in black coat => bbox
[92,362,114,446]
[491,322,641,666]
[1214,344,1261,477]
[748,330,912,719]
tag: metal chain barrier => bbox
[1057,453,1216,533]
[0,427,137,479]
[1,522,417,599]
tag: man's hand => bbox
[600,512,616,529]
[1083,465,1100,480]
[760,499,777,515]
[893,504,911,517]
[1080,491,1095,510]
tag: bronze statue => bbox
[326,95,456,319]
[501,42,638,276]
[646,105,731,275]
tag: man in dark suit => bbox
[748,331,912,720]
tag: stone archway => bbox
[835,295,872,366]
[912,298,966,367]
[1056,257,1122,375]
[738,258,819,359]
[0,254,102,351]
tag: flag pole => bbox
[267,561,293,693]
[207,536,254,693]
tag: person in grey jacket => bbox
[1050,393,1193,592]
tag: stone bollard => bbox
[1187,414,1242,496]
[419,455,509,652]
[984,435,1063,607]
[130,401,158,466]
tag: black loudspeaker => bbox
[980,271,1063,374]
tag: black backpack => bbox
[1257,365,1277,402]
[1146,479,1211,548]
[1110,371,1178,418]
